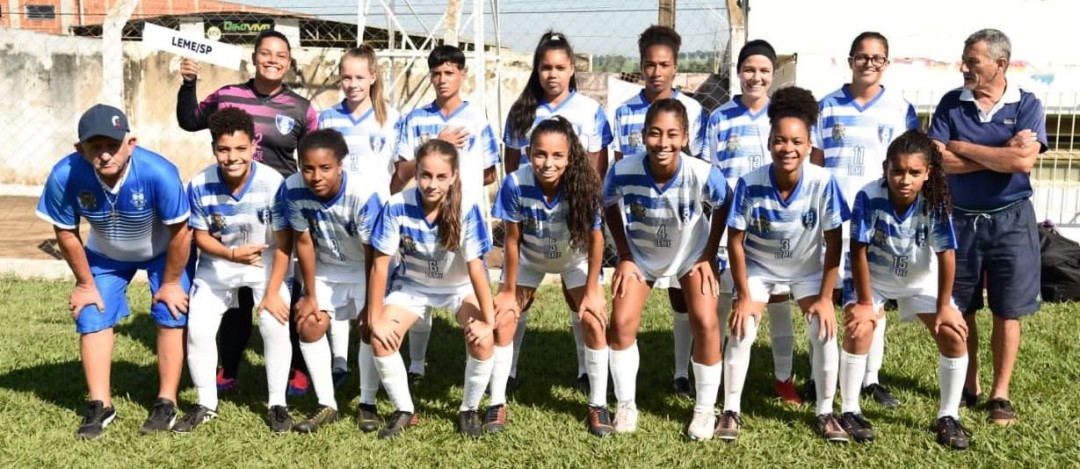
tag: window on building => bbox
[26,5,56,20]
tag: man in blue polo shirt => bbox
[36,104,193,439]
[928,29,1047,427]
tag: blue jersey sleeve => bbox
[821,175,852,230]
[462,203,493,261]
[36,159,78,229]
[357,191,384,245]
[480,124,501,167]
[850,189,873,244]
[1018,93,1049,153]
[905,103,921,131]
[153,164,191,226]
[595,106,614,149]
[691,107,709,158]
[188,181,209,231]
[726,178,751,231]
[271,180,289,231]
[285,184,310,233]
[502,118,528,150]
[394,114,418,162]
[704,164,728,208]
[602,164,621,208]
[370,199,402,255]
[927,96,953,143]
[930,212,959,252]
[491,175,521,222]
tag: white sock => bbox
[717,293,732,345]
[186,309,224,411]
[374,352,413,413]
[258,312,292,408]
[299,336,337,409]
[672,312,692,379]
[571,313,586,376]
[692,360,723,414]
[585,346,610,408]
[722,316,758,414]
[510,311,528,378]
[488,345,514,406]
[329,318,351,373]
[809,317,839,415]
[839,350,868,414]
[407,310,433,375]
[767,301,795,382]
[938,354,969,419]
[358,341,380,405]
[863,316,887,386]
[609,342,640,407]
[461,353,495,411]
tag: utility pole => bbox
[659,0,676,28]
[444,0,463,46]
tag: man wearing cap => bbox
[929,28,1047,427]
[36,104,193,439]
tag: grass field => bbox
[1,276,1078,467]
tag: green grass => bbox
[1,276,1079,467]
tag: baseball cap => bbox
[78,104,130,143]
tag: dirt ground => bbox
[0,196,68,260]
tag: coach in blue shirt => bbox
[37,105,193,439]
[928,29,1047,427]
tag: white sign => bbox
[142,23,242,70]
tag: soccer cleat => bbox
[267,405,293,433]
[959,388,981,409]
[714,410,742,441]
[216,367,239,392]
[171,405,218,433]
[774,378,803,405]
[935,416,971,450]
[673,377,696,399]
[407,372,425,386]
[575,374,591,396]
[76,400,116,440]
[586,406,614,437]
[139,398,178,435]
[483,404,508,434]
[287,369,310,397]
[987,398,1016,426]
[293,405,339,433]
[613,403,639,433]
[332,369,348,390]
[802,379,817,403]
[863,383,901,409]
[356,403,380,433]
[838,412,875,443]
[377,411,418,439]
[458,410,483,438]
[816,413,850,443]
[686,411,716,441]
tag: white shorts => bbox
[842,282,957,322]
[313,279,365,321]
[742,272,822,303]
[509,257,590,290]
[384,287,472,319]
[189,278,292,317]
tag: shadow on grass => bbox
[0,358,166,415]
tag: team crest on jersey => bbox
[726,134,740,152]
[211,213,227,233]
[873,227,887,246]
[752,213,771,233]
[629,131,642,150]
[629,201,647,220]
[257,207,272,225]
[678,204,692,224]
[77,191,97,210]
[802,208,817,229]
[401,235,417,253]
[131,190,146,210]
[275,115,296,135]
[420,132,434,144]
[370,135,387,154]
[831,122,846,142]
[916,225,929,248]
[878,124,894,144]
[521,214,540,232]
[345,220,360,237]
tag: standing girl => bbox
[603,99,730,440]
[838,130,969,450]
[284,129,385,433]
[721,86,851,443]
[317,46,400,408]
[812,32,921,408]
[491,116,607,435]
[705,39,799,404]
[368,140,496,439]
[501,31,613,394]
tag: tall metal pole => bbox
[444,0,463,46]
[659,0,676,28]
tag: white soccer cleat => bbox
[686,411,716,441]
[613,403,639,433]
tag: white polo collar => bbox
[960,83,1021,123]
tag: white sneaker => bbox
[686,411,716,441]
[613,403,638,433]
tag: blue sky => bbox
[234,0,728,56]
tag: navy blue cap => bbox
[78,104,129,143]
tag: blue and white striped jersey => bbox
[317,101,403,193]
[503,91,613,160]
[603,153,727,278]
[37,146,190,263]
[612,90,708,159]
[492,164,601,271]
[371,188,492,294]
[849,180,957,291]
[395,101,500,205]
[727,163,850,280]
[705,97,771,187]
[188,161,287,286]
[815,85,919,205]
[284,171,384,282]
